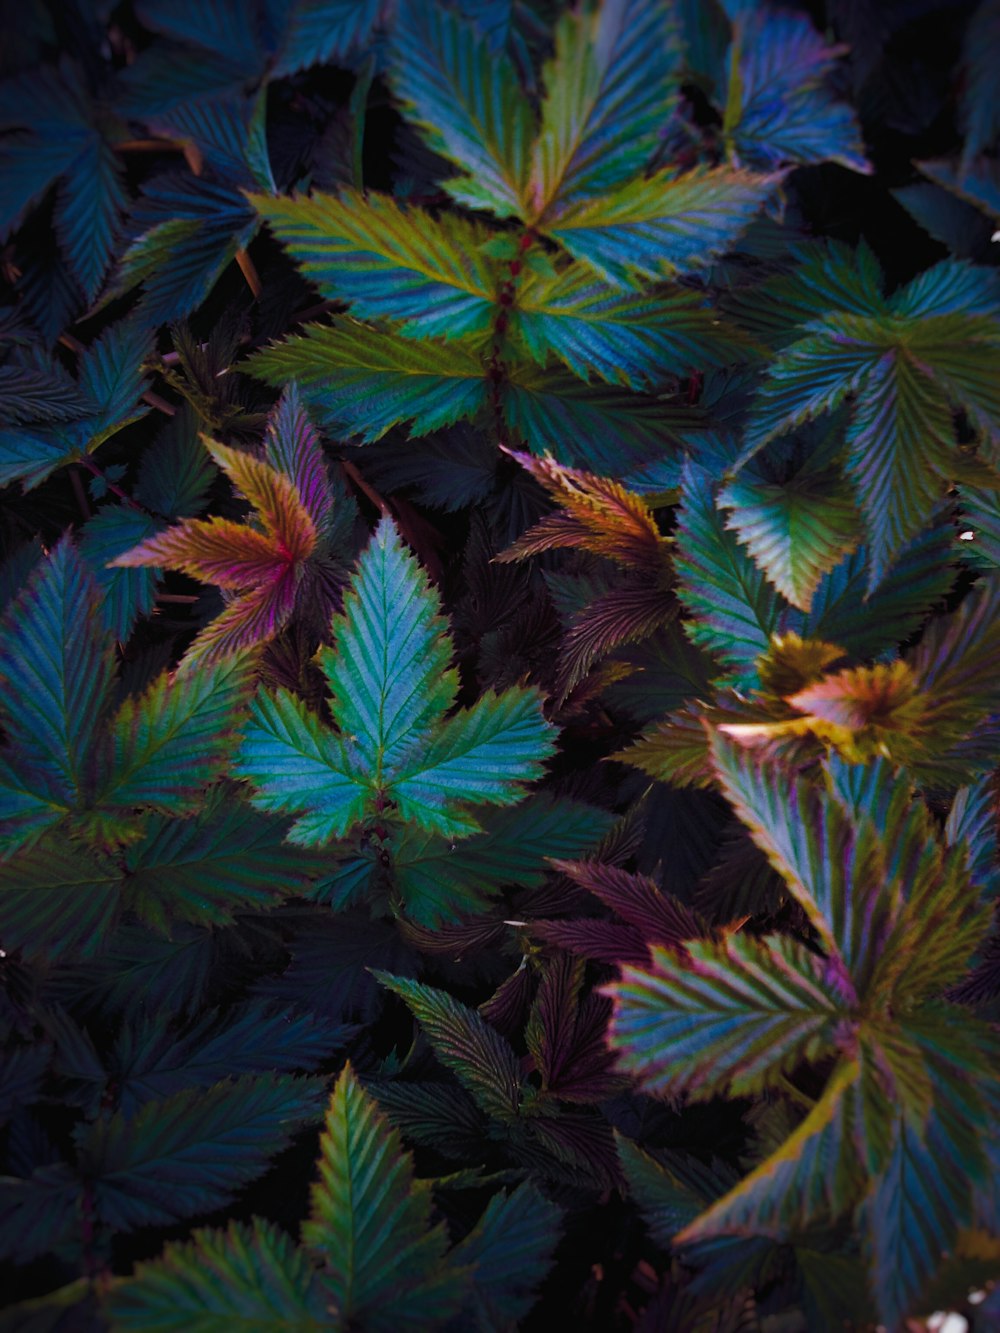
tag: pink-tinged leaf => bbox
[205,440,318,562]
[526,954,625,1102]
[185,565,303,663]
[531,918,651,968]
[263,383,333,533]
[785,660,924,733]
[552,859,700,949]
[109,518,288,588]
[497,451,669,573]
[557,579,673,696]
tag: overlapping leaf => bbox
[236,518,554,850]
[253,189,498,338]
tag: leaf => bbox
[247,320,488,442]
[907,575,1000,745]
[390,0,535,218]
[319,514,457,780]
[0,63,127,299]
[528,0,679,219]
[501,363,691,473]
[301,1064,464,1331]
[105,1218,328,1331]
[451,1182,562,1330]
[253,189,498,339]
[0,537,115,807]
[102,654,252,814]
[239,519,555,844]
[390,797,613,925]
[111,1001,353,1114]
[844,349,956,588]
[390,685,555,837]
[0,839,121,959]
[498,451,669,572]
[122,794,319,931]
[79,506,165,641]
[608,933,851,1099]
[261,384,333,536]
[78,1074,328,1230]
[233,687,368,845]
[135,405,216,521]
[675,461,787,685]
[525,955,623,1102]
[718,464,861,611]
[708,735,896,987]
[513,268,752,390]
[617,1135,729,1245]
[111,439,318,661]
[544,167,779,284]
[860,1099,982,1328]
[272,0,382,77]
[374,973,523,1122]
[674,1057,863,1240]
[553,859,700,950]
[959,0,1000,165]
[724,7,870,173]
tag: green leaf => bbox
[0,537,115,806]
[391,686,555,837]
[390,0,535,218]
[616,1135,725,1246]
[236,519,555,847]
[0,838,121,958]
[122,793,319,931]
[529,0,679,219]
[451,1183,562,1331]
[374,973,523,1122]
[844,349,956,588]
[608,933,851,1100]
[301,1064,464,1331]
[78,1074,328,1231]
[252,189,499,338]
[718,464,861,611]
[513,268,752,389]
[105,1218,328,1332]
[234,687,369,845]
[390,797,614,925]
[319,516,457,780]
[501,363,693,473]
[675,1057,863,1240]
[79,506,165,641]
[102,654,252,815]
[675,461,786,685]
[709,735,896,988]
[543,167,778,284]
[247,319,488,442]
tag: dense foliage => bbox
[2,0,1000,1327]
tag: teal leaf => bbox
[79,1074,328,1231]
[253,189,498,339]
[103,653,253,815]
[105,1218,328,1331]
[233,687,369,844]
[302,1064,464,1331]
[452,1182,562,1330]
[247,320,488,442]
[391,0,535,219]
[529,0,680,217]
[0,537,115,806]
[609,933,851,1099]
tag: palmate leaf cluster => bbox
[2,0,1000,1330]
